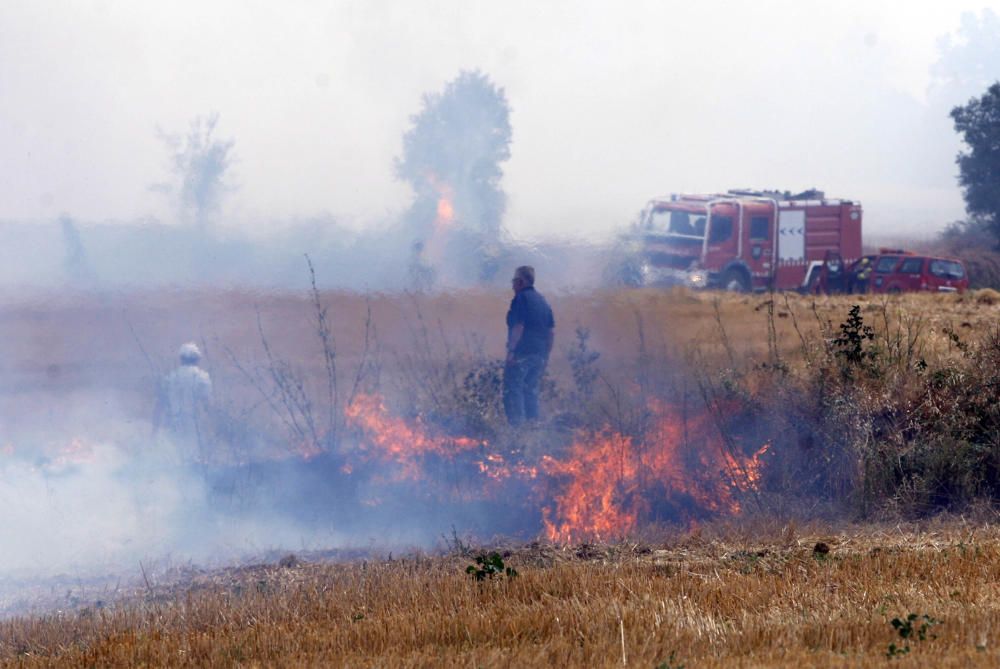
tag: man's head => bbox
[512,265,535,292]
[179,342,202,366]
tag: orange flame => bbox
[422,172,456,271]
[541,428,641,543]
[425,172,456,233]
[436,195,455,228]
[345,393,483,481]
[542,402,770,543]
[476,451,539,482]
[334,392,770,540]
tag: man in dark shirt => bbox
[504,265,555,425]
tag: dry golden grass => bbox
[3,521,1000,667]
[0,284,993,467]
[1,286,994,411]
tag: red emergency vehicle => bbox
[636,189,863,292]
[863,251,969,294]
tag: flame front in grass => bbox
[345,393,482,480]
[343,391,770,538]
[542,402,770,543]
[541,428,640,543]
[724,442,771,493]
[476,451,539,483]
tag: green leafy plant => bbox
[887,613,939,658]
[466,552,518,581]
[833,305,876,370]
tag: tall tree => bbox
[396,71,512,283]
[153,113,236,229]
[951,83,1000,242]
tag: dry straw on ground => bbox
[2,521,1000,667]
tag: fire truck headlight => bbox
[687,269,708,287]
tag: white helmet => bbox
[178,342,202,365]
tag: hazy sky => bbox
[3,1,1000,239]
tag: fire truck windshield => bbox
[647,208,706,242]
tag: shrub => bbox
[696,299,1000,517]
[466,552,518,581]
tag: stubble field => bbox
[4,521,1000,667]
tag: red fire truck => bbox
[635,189,862,292]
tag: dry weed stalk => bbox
[223,258,378,455]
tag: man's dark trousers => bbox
[503,354,546,425]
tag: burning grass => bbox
[3,521,1000,666]
[540,402,770,542]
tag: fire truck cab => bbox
[636,189,863,292]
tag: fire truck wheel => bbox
[722,269,750,293]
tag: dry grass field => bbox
[0,286,994,433]
[0,283,992,487]
[2,286,1000,666]
[3,521,1000,667]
